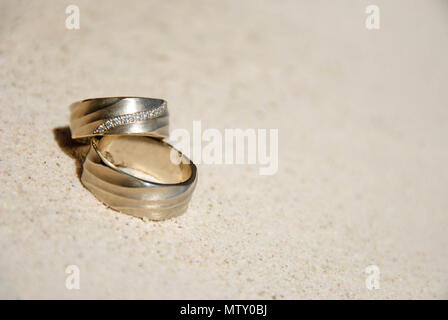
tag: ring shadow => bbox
[52,126,90,180]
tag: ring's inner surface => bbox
[94,136,192,184]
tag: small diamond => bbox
[136,112,143,121]
[105,120,112,128]
[113,117,121,125]
[128,115,135,122]
[121,115,129,124]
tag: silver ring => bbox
[81,135,197,220]
[69,97,169,139]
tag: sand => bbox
[0,0,447,299]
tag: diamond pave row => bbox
[94,103,166,134]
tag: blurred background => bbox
[0,0,447,299]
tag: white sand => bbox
[0,0,447,299]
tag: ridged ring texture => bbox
[80,136,197,220]
[69,97,169,139]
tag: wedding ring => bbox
[69,97,169,139]
[81,135,197,220]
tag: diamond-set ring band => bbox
[68,97,197,220]
[69,97,169,139]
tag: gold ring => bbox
[82,135,197,220]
